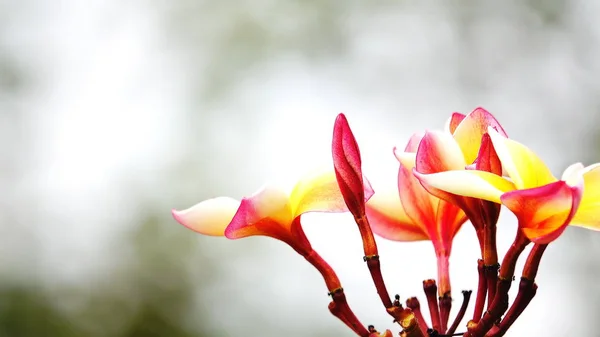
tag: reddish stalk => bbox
[423,280,442,333]
[328,289,370,337]
[304,250,369,336]
[485,244,548,337]
[484,263,499,310]
[484,280,538,337]
[447,290,472,335]
[406,297,429,337]
[439,293,452,333]
[471,259,487,323]
[464,231,530,337]
[356,216,394,309]
[482,220,499,306]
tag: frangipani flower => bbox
[415,108,506,254]
[366,133,467,297]
[416,127,600,244]
[172,169,372,257]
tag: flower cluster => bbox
[172,108,600,337]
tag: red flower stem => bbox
[439,293,452,333]
[484,280,538,337]
[485,244,548,337]
[304,250,369,336]
[447,290,472,335]
[356,216,394,309]
[406,297,430,337]
[464,230,530,337]
[481,217,499,310]
[423,280,442,333]
[521,244,547,280]
[484,264,499,310]
[328,290,370,337]
[471,259,487,323]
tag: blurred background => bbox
[1,0,599,336]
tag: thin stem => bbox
[439,293,452,333]
[522,244,548,280]
[464,230,530,337]
[485,244,548,337]
[304,250,369,336]
[484,280,538,337]
[447,290,472,335]
[356,216,394,308]
[471,259,487,323]
[423,280,442,333]
[407,297,430,337]
[484,264,499,310]
[329,289,370,337]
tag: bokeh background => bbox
[1,1,600,336]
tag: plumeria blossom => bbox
[416,127,600,244]
[414,108,506,256]
[172,169,372,256]
[365,132,467,297]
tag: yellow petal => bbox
[452,108,506,165]
[571,163,600,230]
[413,170,516,204]
[288,170,351,217]
[487,127,556,189]
[172,197,240,236]
[394,149,417,170]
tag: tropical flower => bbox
[172,169,371,257]
[365,132,467,297]
[414,108,506,258]
[415,127,600,244]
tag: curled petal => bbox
[366,190,429,242]
[473,133,502,175]
[416,130,466,174]
[225,185,292,239]
[453,108,507,165]
[501,180,583,244]
[445,112,466,134]
[414,170,516,204]
[172,197,240,236]
[488,128,556,189]
[333,113,366,216]
[571,163,600,230]
[404,132,425,153]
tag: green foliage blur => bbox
[0,216,215,337]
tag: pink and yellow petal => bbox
[571,163,600,230]
[289,170,355,217]
[415,130,466,174]
[488,128,556,189]
[414,169,516,204]
[397,158,439,237]
[472,133,502,175]
[224,185,293,239]
[172,197,240,236]
[501,180,582,244]
[452,108,507,165]
[365,190,429,241]
[444,112,466,134]
[435,199,467,245]
[404,132,424,153]
[333,113,367,216]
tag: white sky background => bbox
[2,1,600,336]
